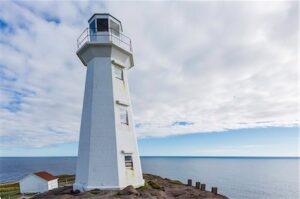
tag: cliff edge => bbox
[32,174,228,199]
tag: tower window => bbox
[97,18,108,32]
[114,66,123,80]
[124,155,133,170]
[120,107,128,125]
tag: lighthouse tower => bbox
[74,13,144,191]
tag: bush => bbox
[148,181,160,189]
[137,181,149,191]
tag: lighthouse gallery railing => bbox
[77,28,132,52]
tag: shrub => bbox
[148,181,160,189]
[137,181,149,191]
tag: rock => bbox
[118,185,139,196]
[171,189,186,197]
[142,192,157,198]
[90,188,101,194]
[147,189,168,199]
[31,174,229,199]
[70,189,80,195]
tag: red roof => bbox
[34,171,58,181]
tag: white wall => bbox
[112,58,144,188]
[75,54,120,191]
[75,26,143,191]
[20,175,48,193]
[47,179,58,190]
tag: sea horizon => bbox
[1,156,299,158]
[0,156,299,199]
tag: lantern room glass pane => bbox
[89,20,96,34]
[97,18,108,32]
[110,20,120,37]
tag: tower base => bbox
[73,180,145,192]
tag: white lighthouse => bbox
[74,13,144,191]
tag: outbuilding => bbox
[20,171,58,193]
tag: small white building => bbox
[20,171,58,193]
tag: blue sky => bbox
[0,1,299,157]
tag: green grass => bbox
[148,181,160,189]
[169,180,183,185]
[0,182,20,199]
[164,178,183,185]
[0,182,20,192]
[0,191,21,199]
[137,181,149,191]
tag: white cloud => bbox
[0,1,298,148]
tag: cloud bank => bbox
[0,1,298,148]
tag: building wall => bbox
[47,179,58,190]
[111,50,144,188]
[75,51,120,191]
[87,57,119,188]
[75,40,144,191]
[20,175,48,193]
[75,54,94,186]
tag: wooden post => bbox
[195,182,200,189]
[200,184,206,191]
[187,179,192,186]
[212,187,218,194]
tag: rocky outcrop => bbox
[32,174,228,199]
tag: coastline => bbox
[0,174,228,199]
[1,157,299,199]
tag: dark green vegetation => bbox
[164,178,183,185]
[147,180,161,189]
[136,181,149,191]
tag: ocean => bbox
[0,157,299,199]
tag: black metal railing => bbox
[77,28,132,52]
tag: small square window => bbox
[125,155,133,170]
[125,155,132,161]
[120,107,128,125]
[114,66,123,80]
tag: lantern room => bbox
[88,13,123,36]
[77,13,132,52]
